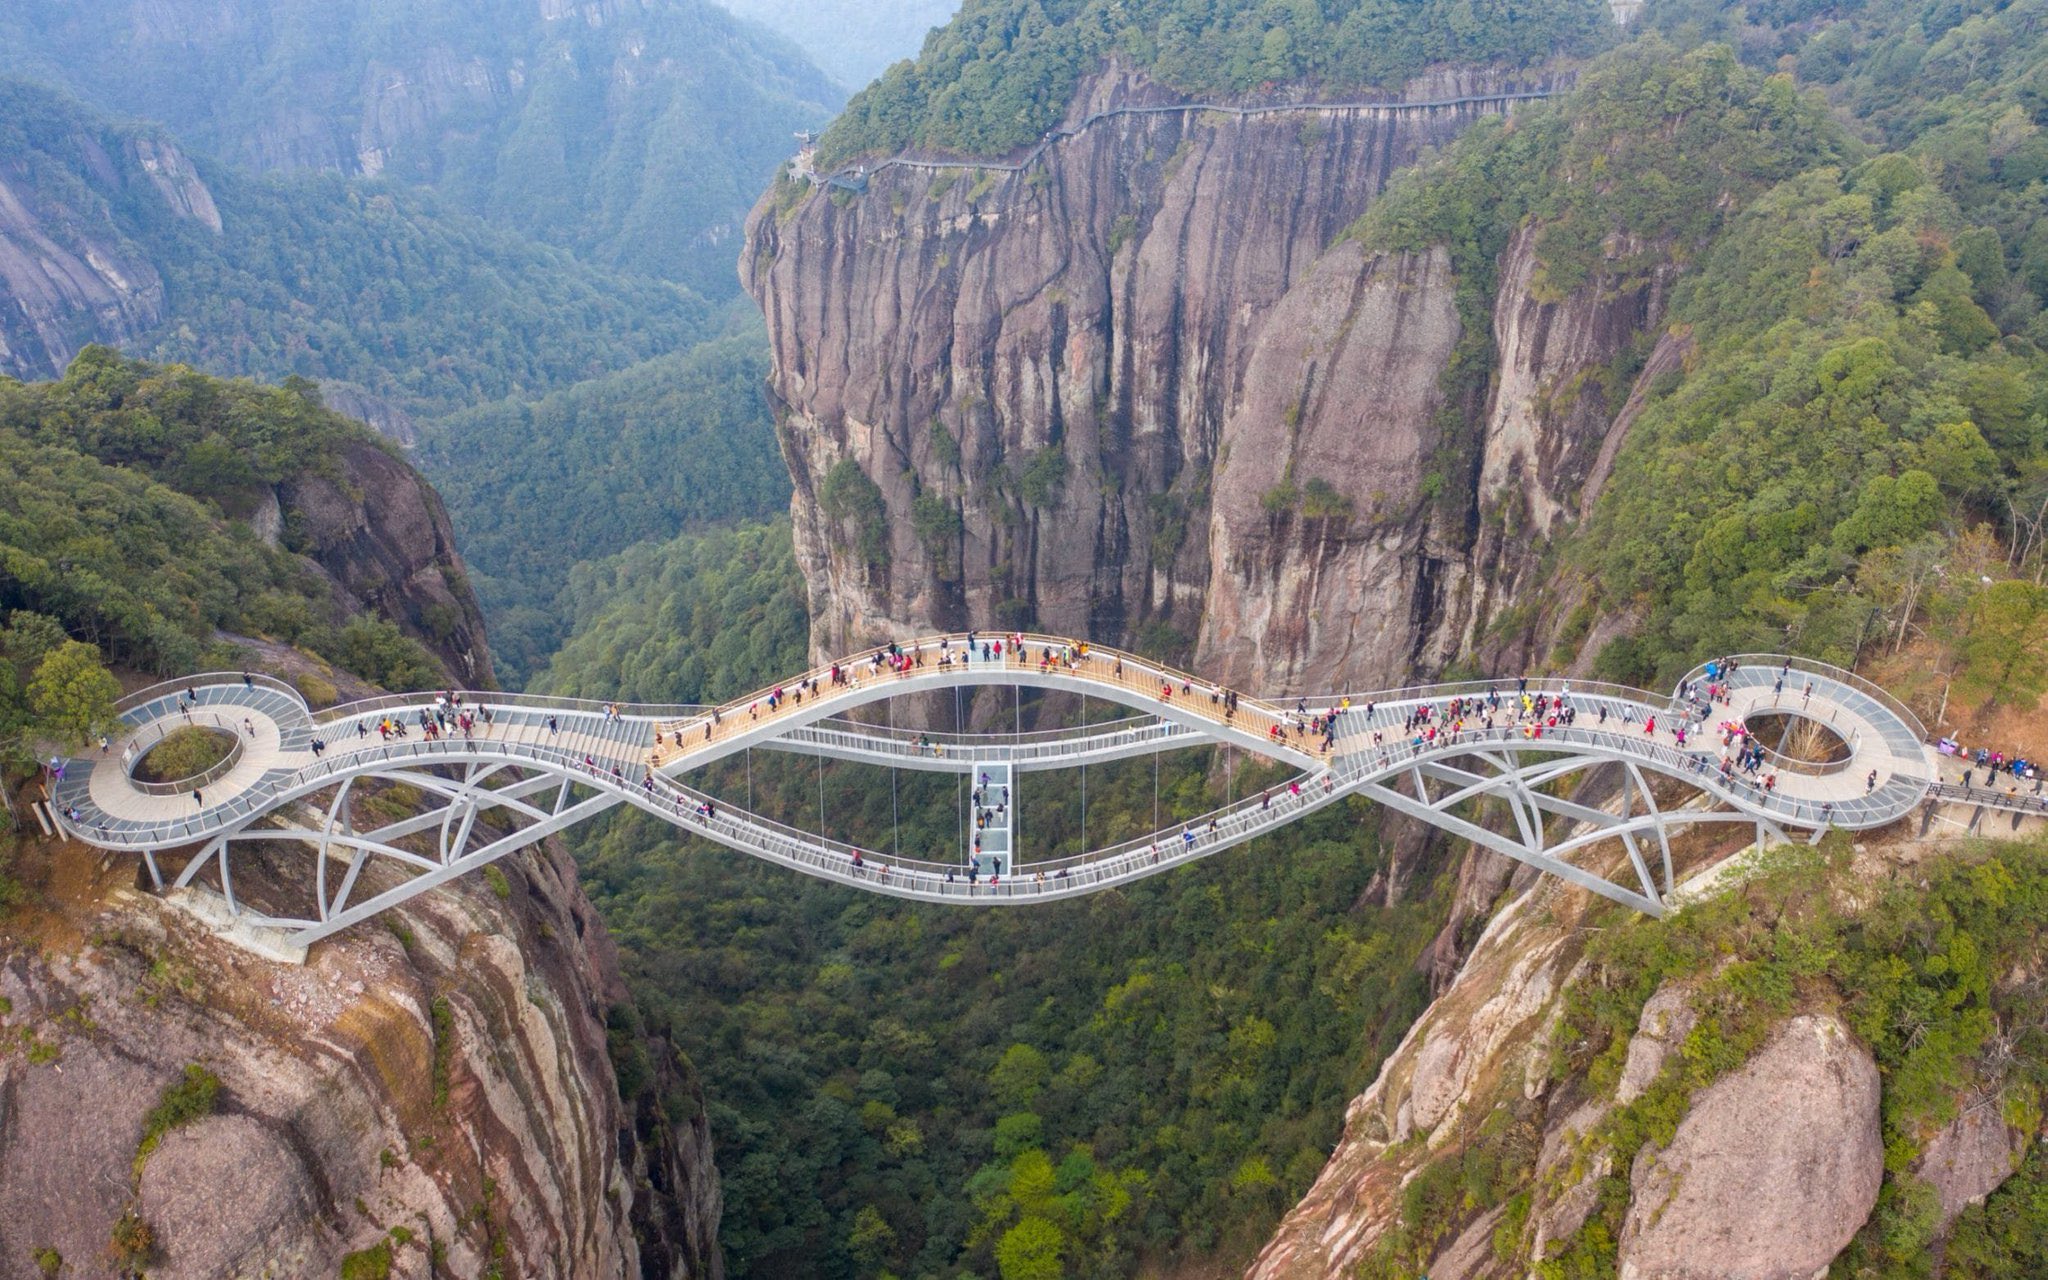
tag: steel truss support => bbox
[164,764,600,942]
[1354,747,1813,917]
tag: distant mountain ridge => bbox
[0,78,708,407]
[0,0,843,293]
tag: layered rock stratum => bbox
[285,435,497,688]
[1242,868,1935,1280]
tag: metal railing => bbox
[125,728,246,796]
[1737,714,1857,778]
[1679,655,1931,748]
[797,711,1162,746]
[1927,780,2048,816]
[53,639,1939,880]
[312,688,708,726]
[1309,674,1683,716]
[770,717,1194,766]
[54,677,1930,855]
[117,671,307,717]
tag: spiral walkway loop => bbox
[49,636,1952,949]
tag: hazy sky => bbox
[714,0,960,90]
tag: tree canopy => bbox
[0,352,447,764]
[816,0,1615,169]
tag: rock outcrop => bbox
[283,437,497,687]
[0,834,717,1279]
[1249,879,1596,1277]
[1246,868,1903,1280]
[745,62,1677,694]
[1617,1014,1883,1279]
[1916,1105,2028,1230]
[746,63,1554,674]
[317,381,423,447]
[0,118,220,381]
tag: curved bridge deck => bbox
[50,636,1947,948]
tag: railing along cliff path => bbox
[810,87,1562,192]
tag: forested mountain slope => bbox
[0,0,841,293]
[0,348,487,708]
[419,322,791,682]
[0,353,722,1277]
[1359,16,2048,692]
[0,79,709,410]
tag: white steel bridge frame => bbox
[53,636,1933,951]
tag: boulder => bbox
[1531,983,1694,1257]
[137,1114,322,1279]
[1916,1105,2026,1229]
[1616,984,1696,1105]
[1618,1014,1881,1279]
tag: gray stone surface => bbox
[744,62,1605,692]
[1916,1105,2025,1228]
[0,839,719,1280]
[1618,1014,1882,1280]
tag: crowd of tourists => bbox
[1938,737,2045,799]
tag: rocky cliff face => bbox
[744,62,1677,693]
[1245,835,2037,1280]
[284,437,497,687]
[316,382,423,447]
[0,833,717,1279]
[0,122,218,381]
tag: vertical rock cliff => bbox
[743,62,1674,693]
[0,833,718,1279]
[1245,867,1870,1279]
[284,436,498,688]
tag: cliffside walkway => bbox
[50,636,1959,951]
[814,87,1559,192]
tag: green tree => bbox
[1018,448,1068,508]
[1832,471,1944,556]
[1957,580,2048,706]
[1913,267,2001,354]
[993,1111,1045,1159]
[846,1205,896,1274]
[990,1043,1049,1110]
[821,459,890,569]
[26,641,119,750]
[1911,422,2001,501]
[134,727,234,785]
[995,1215,1065,1280]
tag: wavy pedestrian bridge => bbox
[50,636,1958,952]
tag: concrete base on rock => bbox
[163,886,309,964]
